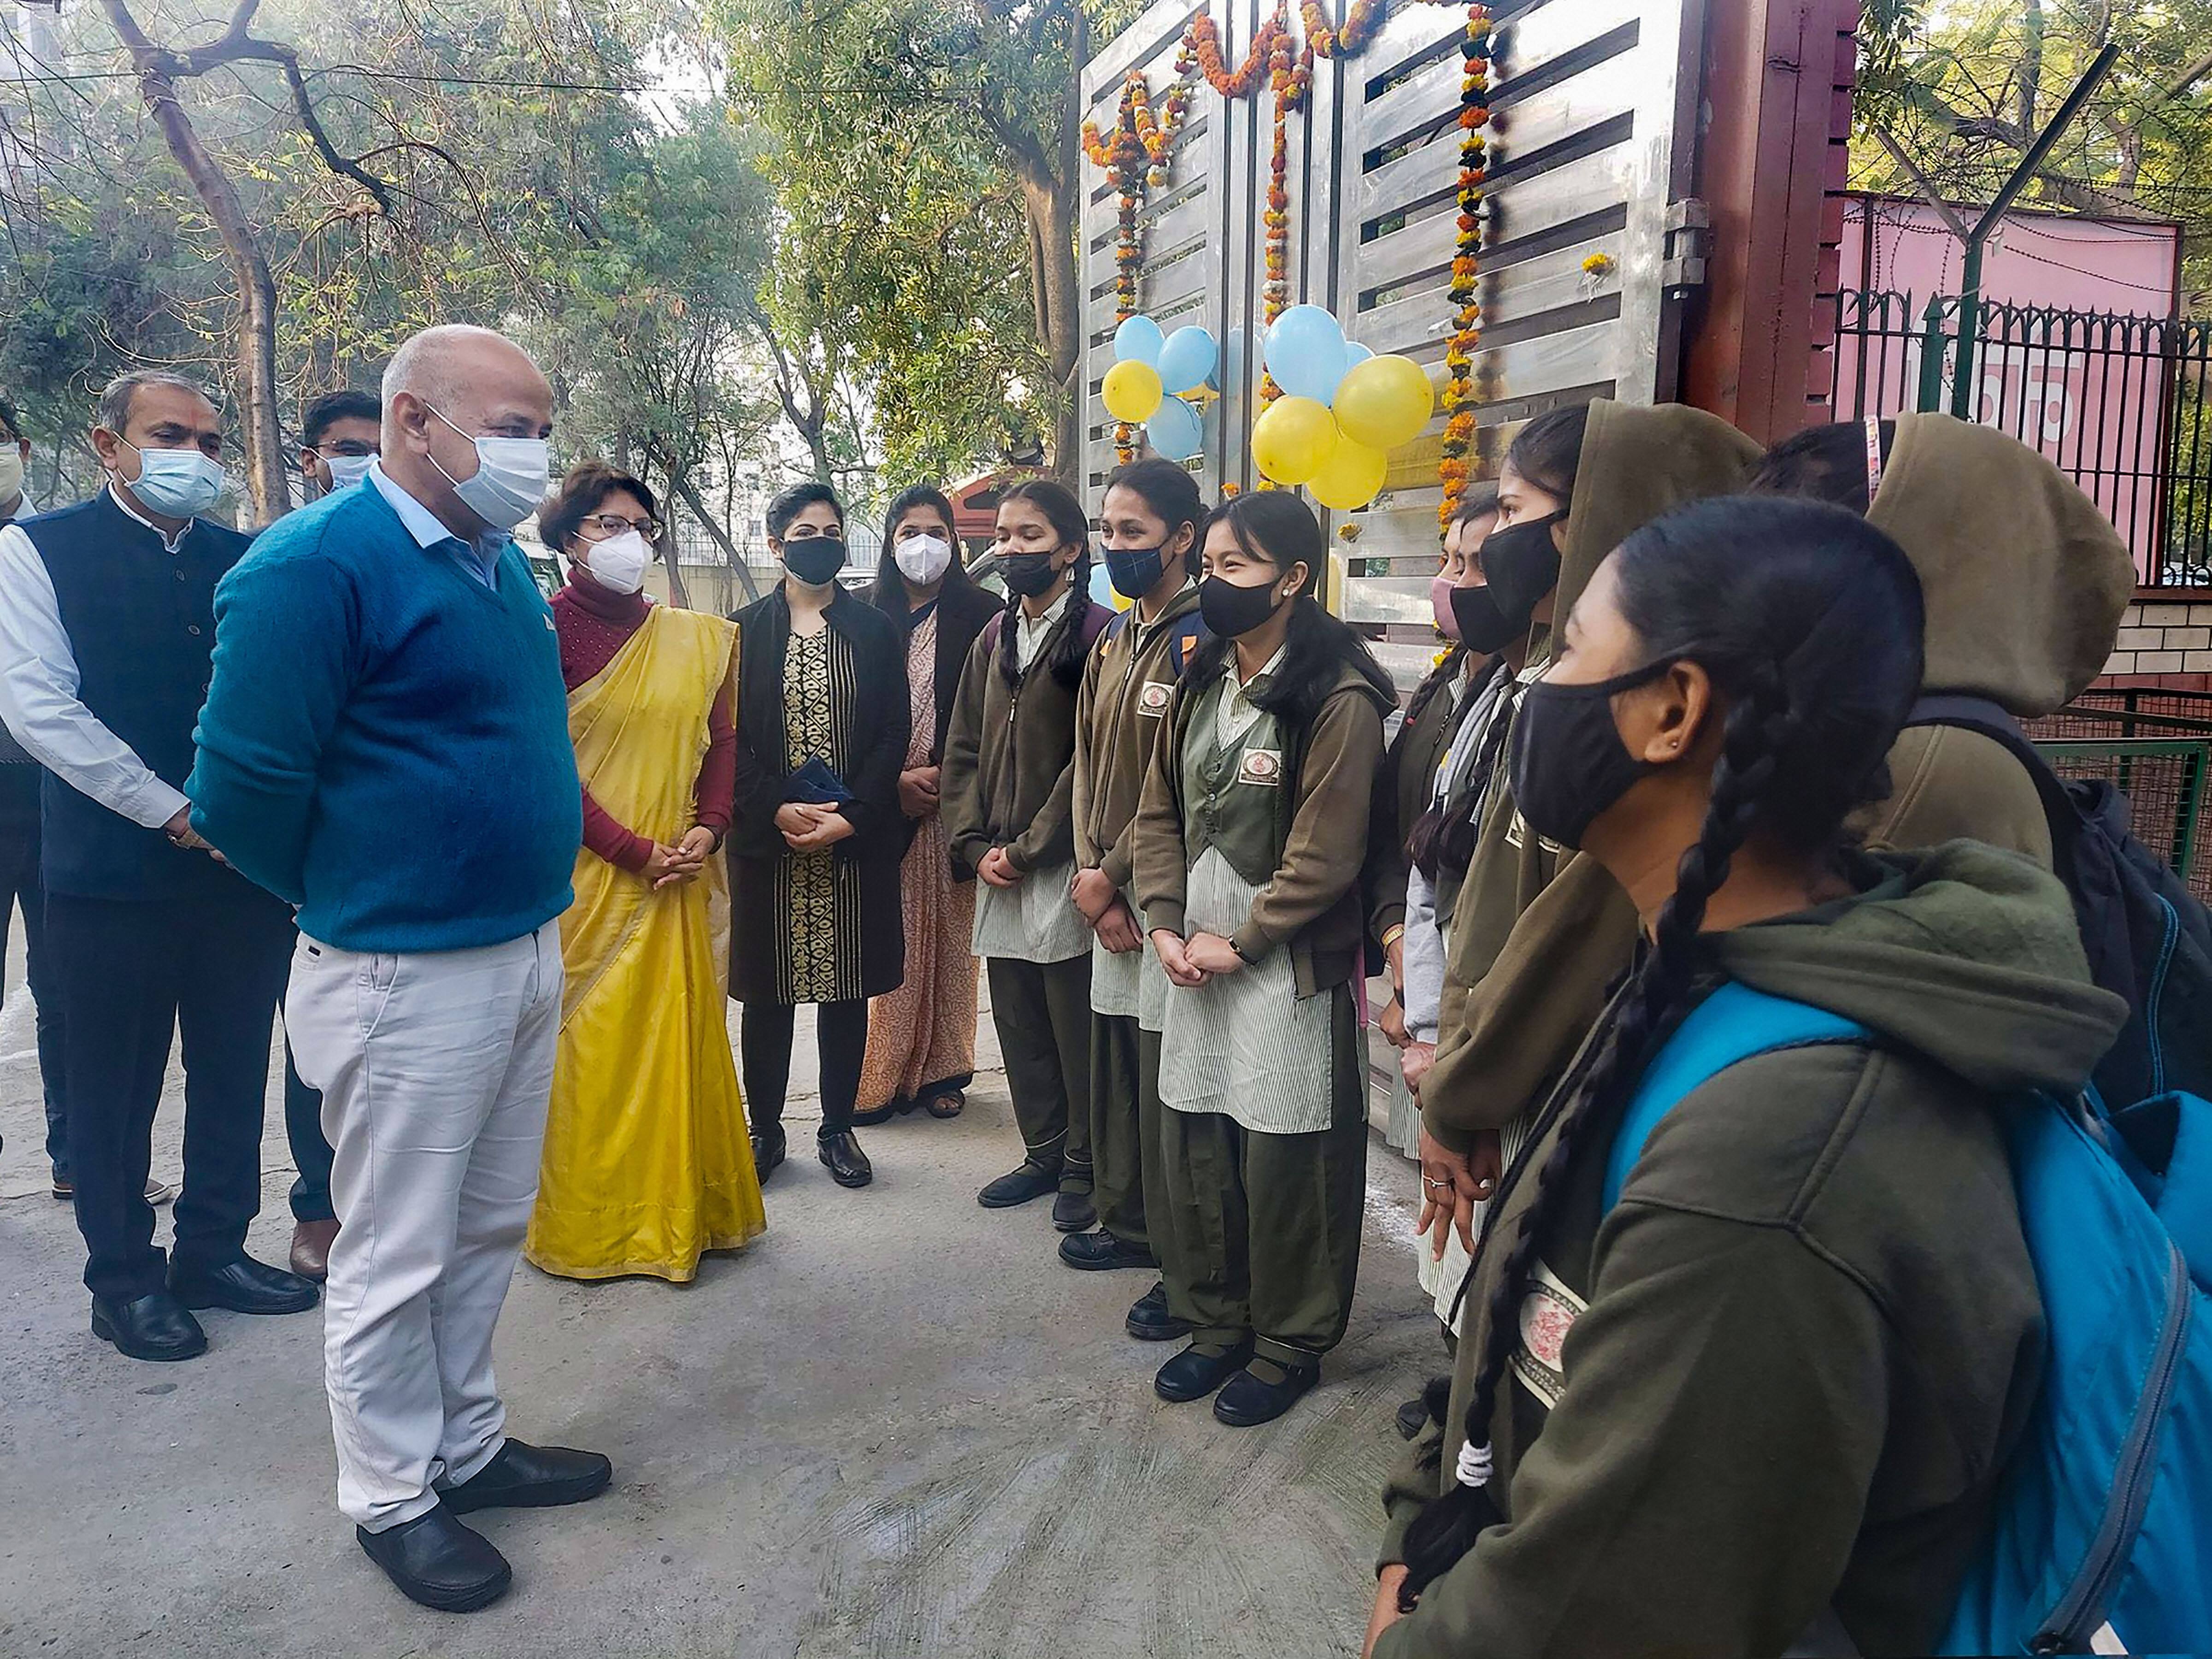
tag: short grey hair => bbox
[381,324,521,413]
[97,370,218,436]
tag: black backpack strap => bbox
[1902,692,2083,866]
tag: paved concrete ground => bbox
[0,945,1439,1658]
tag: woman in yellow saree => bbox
[526,463,764,1281]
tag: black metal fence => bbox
[1831,289,2212,588]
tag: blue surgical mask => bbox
[123,440,225,519]
[325,452,376,491]
[426,407,550,531]
[1104,542,1168,601]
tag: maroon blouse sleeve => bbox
[693,675,736,839]
[581,785,653,871]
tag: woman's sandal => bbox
[924,1089,965,1120]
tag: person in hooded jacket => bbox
[1412,401,1761,1271]
[941,479,1113,1226]
[1365,493,2126,1659]
[1133,492,1401,1428]
[1064,460,1209,1346]
[1747,412,2134,868]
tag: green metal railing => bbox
[2028,697,2212,900]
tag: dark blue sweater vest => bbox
[22,494,253,902]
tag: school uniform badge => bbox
[1236,748,1283,786]
[1137,679,1174,717]
[1509,1260,1585,1409]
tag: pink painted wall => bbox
[1836,194,2183,580]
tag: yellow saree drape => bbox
[526,606,765,1282]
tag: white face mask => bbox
[0,447,23,506]
[425,406,550,531]
[122,440,226,519]
[580,528,650,596]
[894,531,953,586]
[324,452,375,491]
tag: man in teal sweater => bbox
[190,325,608,1615]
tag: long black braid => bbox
[1391,494,1925,1613]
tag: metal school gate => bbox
[1079,0,1710,673]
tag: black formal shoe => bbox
[818,1130,874,1188]
[1051,1188,1096,1232]
[1395,1393,1431,1441]
[1126,1281,1194,1342]
[168,1254,320,1316]
[1154,1338,1254,1404]
[978,1159,1061,1209]
[357,1505,512,1612]
[752,1128,787,1183]
[1213,1358,1320,1427]
[439,1437,613,1514]
[90,1291,206,1362]
[1059,1230,1156,1271]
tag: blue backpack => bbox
[1605,981,2212,1657]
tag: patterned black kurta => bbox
[725,585,909,1007]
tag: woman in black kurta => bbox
[727,481,907,1192]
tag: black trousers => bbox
[47,888,294,1299]
[741,999,867,1137]
[283,1041,335,1224]
[0,768,66,1176]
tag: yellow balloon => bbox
[1332,354,1435,450]
[1250,396,1339,485]
[1306,434,1387,511]
[1102,360,1165,424]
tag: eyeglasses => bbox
[579,513,660,540]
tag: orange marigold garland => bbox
[1301,0,1385,58]
[1436,4,1491,531]
[1082,50,1199,461]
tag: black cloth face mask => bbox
[1000,551,1063,598]
[1198,573,1283,638]
[783,534,848,587]
[1452,512,1566,655]
[1507,656,1677,850]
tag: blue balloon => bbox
[1114,314,1166,367]
[1264,305,1347,402]
[1156,325,1218,394]
[1317,337,1374,404]
[1145,396,1204,461]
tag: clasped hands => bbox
[773,802,853,860]
[644,824,725,889]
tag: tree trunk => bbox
[1027,175,1084,486]
[654,453,759,606]
[101,4,290,525]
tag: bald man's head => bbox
[379,324,555,539]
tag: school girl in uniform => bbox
[1133,491,1399,1427]
[1365,496,2125,1657]
[941,479,1113,1227]
[1065,461,1209,1348]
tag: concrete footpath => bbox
[0,960,1440,1658]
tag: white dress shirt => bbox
[0,485,194,829]
[1012,584,1074,672]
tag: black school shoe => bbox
[1059,1230,1155,1271]
[357,1506,512,1613]
[439,1438,614,1514]
[1125,1281,1193,1342]
[751,1127,788,1183]
[90,1291,207,1362]
[978,1158,1060,1209]
[168,1254,320,1316]
[818,1130,874,1188]
[1213,1357,1320,1427]
[1154,1338,1254,1403]
[1050,1188,1096,1232]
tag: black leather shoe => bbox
[90,1291,206,1362]
[818,1130,874,1188]
[439,1438,613,1515]
[1395,1393,1431,1441]
[169,1254,319,1316]
[357,1505,512,1612]
[978,1159,1060,1209]
[1059,1230,1156,1271]
[1051,1188,1096,1232]
[751,1128,787,1183]
[1214,1358,1320,1427]
[1126,1281,1194,1342]
[1154,1338,1253,1404]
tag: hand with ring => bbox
[1415,1125,1502,1263]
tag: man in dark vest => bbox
[0,369,317,1362]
